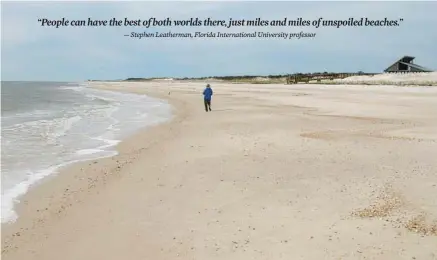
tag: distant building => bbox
[384,56,433,73]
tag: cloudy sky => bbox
[1,1,436,81]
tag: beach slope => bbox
[2,82,437,260]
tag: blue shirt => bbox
[203,87,213,100]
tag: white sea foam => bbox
[59,85,85,91]
[2,162,75,222]
[76,149,105,155]
[1,83,172,223]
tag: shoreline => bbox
[2,82,437,259]
[1,83,173,224]
[1,83,184,243]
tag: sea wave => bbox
[1,84,172,223]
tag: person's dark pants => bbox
[204,99,211,111]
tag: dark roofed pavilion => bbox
[384,56,433,73]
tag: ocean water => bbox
[1,81,172,223]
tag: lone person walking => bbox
[203,84,213,112]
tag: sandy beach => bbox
[2,81,437,259]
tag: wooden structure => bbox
[384,56,433,73]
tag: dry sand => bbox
[2,82,437,260]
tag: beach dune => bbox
[2,82,437,260]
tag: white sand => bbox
[2,82,437,260]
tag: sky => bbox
[1,1,437,81]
